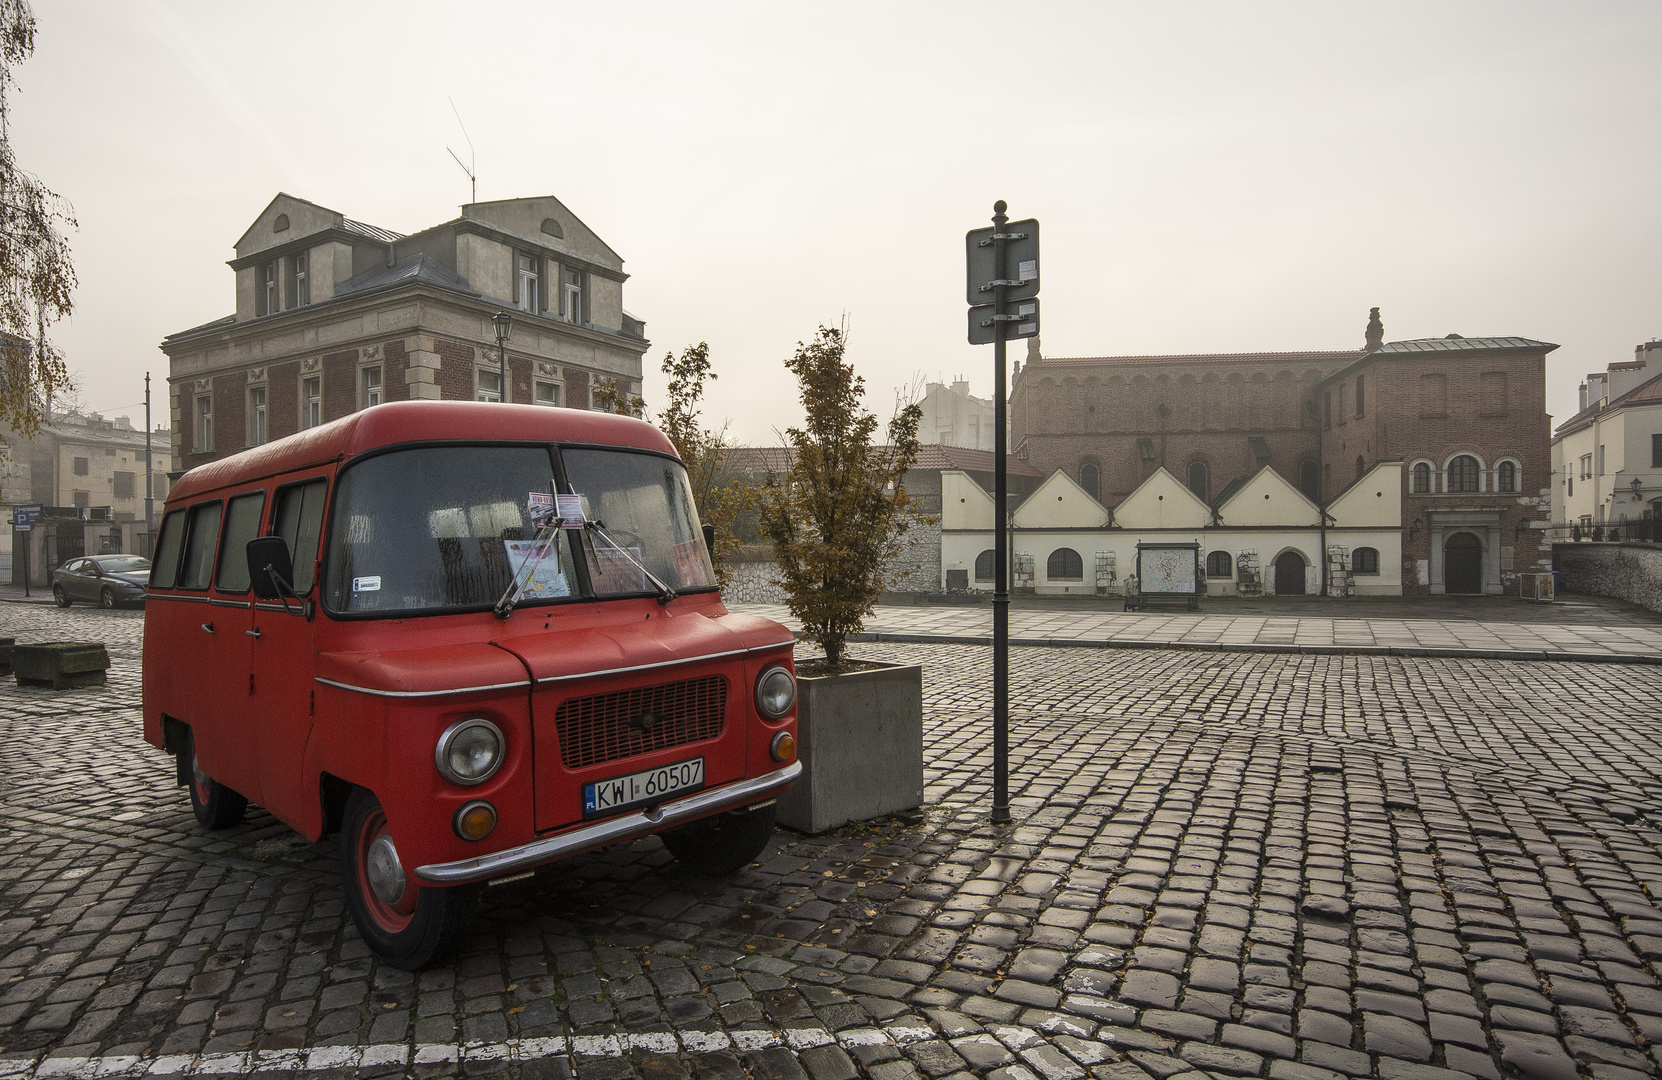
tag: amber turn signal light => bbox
[769,731,796,763]
[453,800,497,841]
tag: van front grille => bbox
[553,676,728,769]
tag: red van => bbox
[143,401,799,968]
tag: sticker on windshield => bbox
[528,492,556,528]
[504,541,569,598]
[556,493,586,528]
[353,576,382,593]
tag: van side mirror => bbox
[248,536,296,601]
[702,523,716,560]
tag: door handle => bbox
[200,622,214,634]
[246,628,261,639]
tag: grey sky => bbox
[15,1,1662,444]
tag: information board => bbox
[1136,544,1199,596]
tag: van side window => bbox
[272,479,328,594]
[150,512,186,588]
[179,502,224,590]
[215,491,267,593]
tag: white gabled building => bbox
[1551,343,1662,535]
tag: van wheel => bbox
[100,587,116,609]
[661,803,776,876]
[52,586,70,608]
[182,730,247,829]
[341,787,476,970]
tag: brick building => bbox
[1011,311,1556,595]
[161,193,650,472]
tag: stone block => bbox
[776,663,924,834]
[14,641,109,689]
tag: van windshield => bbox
[322,444,715,617]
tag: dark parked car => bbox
[53,554,151,608]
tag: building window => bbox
[1355,374,1365,418]
[1420,373,1448,417]
[535,380,561,407]
[1412,462,1431,494]
[249,386,268,445]
[1497,460,1517,493]
[1355,455,1366,481]
[72,456,89,475]
[1597,444,1605,475]
[1046,548,1083,581]
[1448,454,1480,494]
[195,395,213,453]
[1299,460,1319,501]
[1188,461,1209,501]
[288,251,310,308]
[1353,547,1380,575]
[361,365,383,409]
[1137,437,1156,461]
[477,368,503,403]
[974,549,996,582]
[562,267,583,323]
[1580,454,1593,480]
[301,375,322,429]
[1206,551,1233,578]
[1653,434,1662,469]
[1567,475,1573,496]
[72,490,89,509]
[260,260,278,316]
[517,253,540,313]
[113,471,134,498]
[1480,371,1508,415]
[1079,462,1100,501]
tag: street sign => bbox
[965,218,1039,304]
[11,503,41,528]
[967,299,1040,345]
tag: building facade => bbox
[1552,342,1662,535]
[161,193,649,472]
[917,379,1001,451]
[1009,311,1556,595]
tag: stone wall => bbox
[724,546,786,604]
[1553,542,1662,612]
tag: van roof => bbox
[169,401,677,503]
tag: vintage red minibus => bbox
[143,401,799,967]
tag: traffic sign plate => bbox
[966,219,1039,304]
[968,298,1040,345]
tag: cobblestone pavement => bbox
[730,597,1662,660]
[3,606,1662,1080]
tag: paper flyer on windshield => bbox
[504,540,569,598]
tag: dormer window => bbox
[562,267,583,323]
[516,253,540,314]
[288,251,309,308]
[259,260,279,316]
[274,213,290,232]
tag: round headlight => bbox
[435,718,504,786]
[755,666,796,719]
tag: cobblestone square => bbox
[2,602,1661,1080]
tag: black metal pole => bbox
[991,199,1011,825]
[144,373,154,552]
[499,337,507,403]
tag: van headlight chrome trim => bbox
[755,665,796,719]
[434,717,505,786]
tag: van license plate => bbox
[584,758,705,817]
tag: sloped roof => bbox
[1032,350,1359,368]
[334,254,475,300]
[162,312,236,341]
[724,444,1038,477]
[340,217,404,244]
[1553,369,1662,439]
[1374,336,1557,354]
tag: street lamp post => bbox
[492,311,513,402]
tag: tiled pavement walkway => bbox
[2,605,1662,1080]
[729,596,1662,661]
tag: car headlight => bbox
[755,666,796,719]
[434,718,504,785]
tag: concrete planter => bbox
[13,641,109,689]
[776,662,924,834]
[0,638,12,677]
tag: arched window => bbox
[1046,548,1083,580]
[1188,461,1209,501]
[974,549,995,582]
[1413,462,1432,494]
[1353,547,1379,574]
[1355,455,1366,481]
[1497,460,1517,493]
[1449,455,1480,494]
[1206,551,1233,578]
[1078,462,1100,502]
[1299,460,1319,500]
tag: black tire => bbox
[340,787,476,970]
[52,585,70,608]
[100,587,116,609]
[661,803,776,876]
[182,729,248,829]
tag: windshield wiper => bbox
[494,522,563,619]
[587,521,677,605]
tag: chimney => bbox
[1026,336,1042,365]
[1579,382,1588,412]
[952,379,970,396]
[1364,307,1384,352]
[1638,340,1662,361]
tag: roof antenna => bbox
[447,96,476,203]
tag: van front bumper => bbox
[413,761,803,885]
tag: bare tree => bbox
[0,0,75,440]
